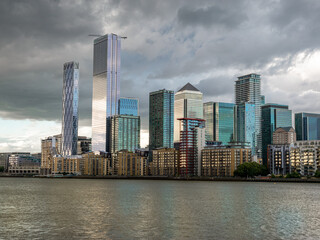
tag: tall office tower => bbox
[61,62,79,156]
[178,118,206,176]
[118,97,139,116]
[149,89,174,155]
[234,103,256,154]
[108,115,140,153]
[235,73,262,157]
[174,83,203,142]
[203,102,235,144]
[295,113,320,140]
[261,104,292,165]
[92,34,121,152]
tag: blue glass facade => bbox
[118,98,139,116]
[61,61,79,156]
[235,103,256,155]
[295,113,320,140]
[149,89,174,153]
[203,102,234,145]
[235,74,261,157]
[261,104,292,165]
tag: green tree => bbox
[285,171,301,178]
[234,162,268,178]
[0,166,4,172]
[315,170,320,178]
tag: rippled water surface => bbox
[1,178,320,239]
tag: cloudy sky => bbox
[1,0,320,152]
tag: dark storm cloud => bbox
[0,0,102,122]
[1,0,320,134]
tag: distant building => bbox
[118,97,139,116]
[0,152,30,172]
[234,103,256,155]
[9,154,40,167]
[107,115,140,153]
[82,152,112,176]
[260,95,265,105]
[235,73,262,158]
[295,112,320,141]
[261,104,292,165]
[273,127,296,145]
[92,34,122,152]
[77,136,92,155]
[151,148,180,176]
[117,150,147,176]
[201,146,251,177]
[61,61,79,156]
[149,89,174,158]
[268,140,320,176]
[268,145,291,175]
[178,118,206,176]
[52,155,83,175]
[174,83,203,142]
[203,102,234,144]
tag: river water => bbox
[0,178,319,239]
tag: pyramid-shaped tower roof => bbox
[177,83,200,92]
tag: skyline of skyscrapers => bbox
[149,89,174,155]
[61,61,79,156]
[174,83,203,143]
[92,34,122,152]
[235,73,262,157]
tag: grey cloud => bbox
[177,3,248,29]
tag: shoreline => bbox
[1,174,320,183]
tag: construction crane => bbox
[88,34,127,39]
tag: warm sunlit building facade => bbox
[201,146,251,177]
[151,148,179,176]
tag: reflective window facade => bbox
[235,74,261,157]
[149,89,174,154]
[92,34,121,152]
[295,113,320,141]
[204,102,234,145]
[234,103,256,155]
[174,83,203,142]
[108,115,140,154]
[261,104,292,165]
[61,62,79,156]
[118,97,139,116]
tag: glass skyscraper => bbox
[295,113,320,141]
[108,115,140,154]
[92,34,121,152]
[61,61,79,156]
[118,97,139,116]
[203,102,235,145]
[235,74,261,157]
[149,89,174,153]
[234,103,256,155]
[261,104,292,165]
[174,83,203,142]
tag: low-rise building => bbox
[151,148,179,176]
[201,146,251,177]
[82,152,112,176]
[8,166,40,175]
[268,140,320,176]
[117,150,147,176]
[52,155,83,175]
